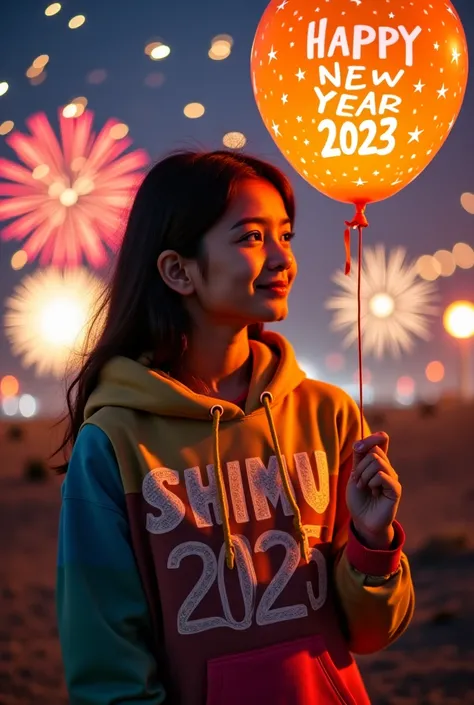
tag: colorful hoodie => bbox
[56,331,414,705]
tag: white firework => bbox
[4,267,106,378]
[326,246,439,358]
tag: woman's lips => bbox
[256,283,289,297]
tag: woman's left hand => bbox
[346,432,401,549]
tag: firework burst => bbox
[326,246,439,359]
[4,267,106,378]
[0,110,149,267]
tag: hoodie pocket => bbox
[206,634,358,705]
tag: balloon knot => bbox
[344,203,369,230]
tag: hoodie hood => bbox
[84,330,306,423]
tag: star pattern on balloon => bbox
[251,0,469,205]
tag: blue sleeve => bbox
[56,423,166,705]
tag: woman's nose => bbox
[267,243,294,271]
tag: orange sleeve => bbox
[330,399,415,655]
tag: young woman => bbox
[56,150,414,705]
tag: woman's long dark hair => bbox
[56,150,295,473]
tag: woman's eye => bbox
[242,231,263,242]
[283,231,296,242]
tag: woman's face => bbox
[190,178,297,327]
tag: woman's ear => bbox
[157,250,196,296]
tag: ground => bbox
[1,399,473,704]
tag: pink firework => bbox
[0,110,149,267]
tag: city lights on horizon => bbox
[0,375,38,418]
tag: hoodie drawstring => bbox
[210,394,309,570]
[210,405,235,570]
[260,392,310,564]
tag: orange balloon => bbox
[251,0,469,206]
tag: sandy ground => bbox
[1,399,474,704]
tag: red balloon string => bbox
[356,224,364,441]
[344,204,369,440]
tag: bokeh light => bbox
[144,72,165,88]
[2,396,19,417]
[145,42,158,56]
[86,69,107,85]
[32,164,50,180]
[68,15,86,29]
[32,55,49,69]
[425,360,445,383]
[0,120,14,136]
[223,132,247,149]
[325,352,345,372]
[353,368,372,384]
[11,250,28,270]
[0,375,19,397]
[66,96,88,117]
[150,44,171,60]
[443,301,474,340]
[19,394,37,418]
[62,97,87,118]
[0,82,9,97]
[45,3,61,16]
[209,34,233,61]
[62,103,78,118]
[184,102,205,119]
[30,72,47,86]
[109,123,129,140]
[395,376,416,406]
[433,249,456,277]
[416,254,441,281]
[26,66,44,79]
[460,192,474,215]
[452,242,474,269]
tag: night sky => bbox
[0,0,473,416]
